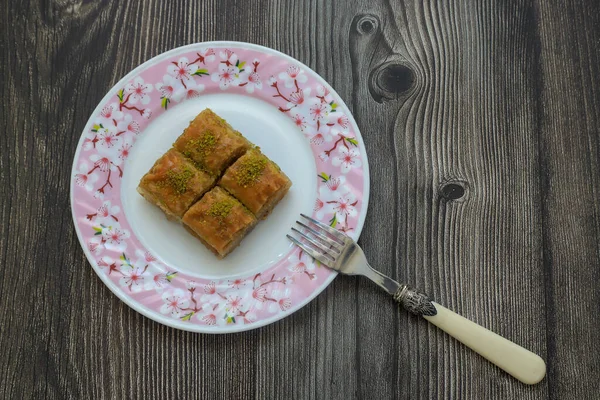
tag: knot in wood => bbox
[378,64,414,94]
[440,182,466,201]
[356,15,378,34]
[369,62,415,102]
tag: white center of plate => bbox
[121,93,317,279]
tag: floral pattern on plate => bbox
[71,42,368,332]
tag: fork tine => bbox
[300,213,347,242]
[291,227,337,257]
[295,221,342,251]
[286,235,333,266]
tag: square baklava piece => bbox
[137,149,215,220]
[182,187,257,258]
[173,108,251,176]
[137,108,292,258]
[219,148,292,219]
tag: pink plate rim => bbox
[70,41,370,333]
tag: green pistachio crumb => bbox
[164,167,194,194]
[207,198,236,219]
[235,155,267,187]
[186,130,216,157]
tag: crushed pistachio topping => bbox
[207,198,237,219]
[164,167,194,194]
[190,158,213,176]
[187,130,216,156]
[235,154,267,187]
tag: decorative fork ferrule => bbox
[393,284,437,317]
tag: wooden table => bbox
[2,1,599,398]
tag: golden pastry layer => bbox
[138,108,292,258]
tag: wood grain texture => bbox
[1,0,599,399]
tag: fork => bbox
[287,214,546,385]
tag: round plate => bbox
[71,41,370,333]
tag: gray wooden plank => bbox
[253,2,360,400]
[348,0,549,398]
[2,0,600,399]
[0,1,263,399]
[534,1,600,399]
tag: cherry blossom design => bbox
[309,102,329,123]
[116,113,140,136]
[160,289,190,317]
[118,77,153,117]
[329,191,358,219]
[117,141,132,161]
[86,200,120,224]
[97,256,122,275]
[252,287,268,302]
[99,129,119,148]
[219,49,239,67]
[229,278,244,289]
[89,151,111,173]
[238,310,257,324]
[334,114,350,130]
[308,126,333,146]
[167,57,199,86]
[96,256,115,271]
[284,87,315,114]
[172,79,205,102]
[204,281,217,295]
[195,47,216,64]
[87,145,124,195]
[156,74,182,100]
[278,65,308,88]
[289,90,305,105]
[318,151,329,162]
[134,249,158,264]
[99,103,124,122]
[86,104,127,149]
[226,296,243,314]
[315,84,330,99]
[289,261,316,280]
[322,132,359,161]
[161,54,210,111]
[186,280,197,290]
[287,251,317,280]
[132,251,170,291]
[314,173,357,230]
[292,112,307,131]
[84,121,118,150]
[101,226,130,252]
[124,76,153,105]
[143,271,175,291]
[87,239,103,256]
[74,162,99,192]
[267,289,292,313]
[243,72,262,93]
[314,197,325,217]
[201,313,217,325]
[72,45,368,331]
[120,264,148,293]
[278,297,292,311]
[211,63,238,90]
[171,280,205,321]
[332,146,362,174]
[236,58,262,93]
[318,175,349,200]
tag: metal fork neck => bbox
[393,284,437,316]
